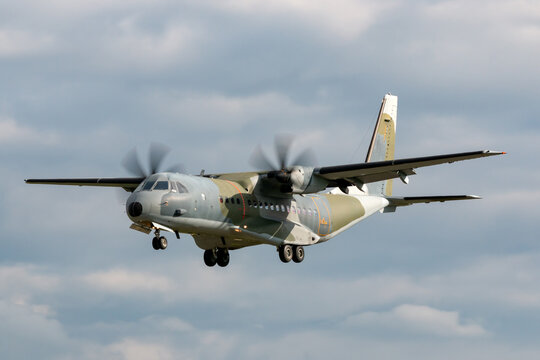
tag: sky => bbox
[1,0,539,358]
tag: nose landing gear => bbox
[151,230,168,250]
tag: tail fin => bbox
[365,94,398,196]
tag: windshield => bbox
[137,177,171,192]
[141,179,156,191]
[153,181,169,191]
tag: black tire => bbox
[216,248,230,267]
[152,237,160,250]
[159,236,168,250]
[204,249,217,267]
[292,245,304,263]
[279,244,293,263]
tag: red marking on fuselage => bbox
[225,180,246,220]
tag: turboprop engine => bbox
[251,135,330,195]
[267,166,328,194]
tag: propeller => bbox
[250,134,317,172]
[116,143,185,205]
[122,142,186,177]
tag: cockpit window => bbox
[142,179,156,191]
[153,181,169,191]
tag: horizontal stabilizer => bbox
[388,195,481,206]
[382,195,481,213]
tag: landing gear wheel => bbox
[216,248,230,267]
[159,236,168,250]
[152,237,160,250]
[204,249,217,267]
[292,245,304,263]
[279,244,293,263]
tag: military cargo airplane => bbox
[26,94,504,267]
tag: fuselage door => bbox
[311,196,331,236]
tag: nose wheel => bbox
[151,230,168,250]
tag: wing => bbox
[25,177,145,192]
[316,150,505,186]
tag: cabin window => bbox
[292,206,296,214]
[281,205,286,212]
[225,198,229,204]
[270,204,274,211]
[219,197,224,203]
[236,198,241,205]
[264,202,268,209]
[286,205,290,213]
[248,200,252,206]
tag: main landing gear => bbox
[203,248,230,267]
[151,229,168,250]
[278,244,305,263]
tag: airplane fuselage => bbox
[126,172,389,251]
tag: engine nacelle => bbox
[289,166,328,194]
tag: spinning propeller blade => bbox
[250,135,317,172]
[122,143,186,177]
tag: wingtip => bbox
[484,150,506,156]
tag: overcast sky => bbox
[1,0,539,359]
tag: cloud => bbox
[149,91,329,131]
[206,0,398,41]
[1,0,540,358]
[424,253,540,309]
[345,304,487,337]
[0,265,59,298]
[84,268,175,293]
[97,18,202,71]
[0,29,54,57]
[104,338,176,360]
[0,0,166,21]
[0,117,58,145]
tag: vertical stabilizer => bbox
[365,94,398,196]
